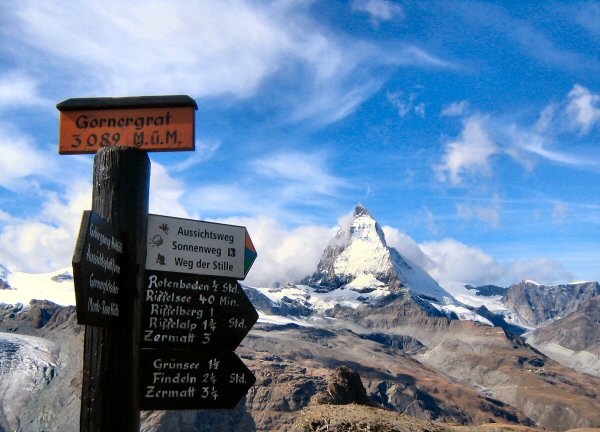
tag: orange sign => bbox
[57,96,197,154]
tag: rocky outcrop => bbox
[473,305,527,335]
[526,296,600,376]
[0,265,9,290]
[0,300,77,332]
[465,284,507,296]
[314,366,371,406]
[361,333,427,355]
[529,296,600,353]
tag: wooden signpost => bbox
[140,215,258,410]
[59,95,259,431]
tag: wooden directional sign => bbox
[72,211,124,326]
[57,95,197,154]
[140,349,255,410]
[145,214,257,280]
[141,271,258,351]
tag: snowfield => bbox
[0,268,75,307]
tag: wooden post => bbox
[80,147,150,431]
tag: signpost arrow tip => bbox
[244,231,257,277]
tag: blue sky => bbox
[0,0,599,290]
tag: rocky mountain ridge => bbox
[501,280,600,327]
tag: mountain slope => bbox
[324,296,600,430]
[502,281,600,327]
[527,296,600,376]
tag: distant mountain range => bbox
[0,204,599,431]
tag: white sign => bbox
[146,214,247,279]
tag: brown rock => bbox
[314,366,371,406]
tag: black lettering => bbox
[166,130,177,144]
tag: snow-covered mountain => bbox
[0,268,75,307]
[455,280,600,330]
[249,204,502,326]
[302,204,454,303]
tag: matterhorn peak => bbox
[303,205,454,304]
[353,203,371,217]
[334,204,388,251]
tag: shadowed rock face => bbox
[473,305,527,336]
[529,296,600,354]
[527,296,600,377]
[0,265,10,290]
[465,284,508,297]
[502,281,600,327]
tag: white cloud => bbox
[504,257,572,285]
[5,0,452,127]
[441,100,469,117]
[420,238,572,291]
[11,0,288,98]
[184,184,267,221]
[215,216,331,287]
[436,115,498,184]
[382,226,435,270]
[456,196,502,229]
[183,151,351,223]
[351,0,404,23]
[566,84,600,134]
[575,2,600,38]
[0,72,47,108]
[0,124,50,190]
[0,209,12,222]
[251,152,349,198]
[149,160,191,219]
[505,123,588,167]
[552,201,568,225]
[170,140,221,172]
[437,89,599,186]
[0,180,91,272]
[420,238,502,290]
[387,90,424,118]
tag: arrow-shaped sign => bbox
[140,349,256,410]
[146,214,257,280]
[141,271,258,351]
[72,211,125,327]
